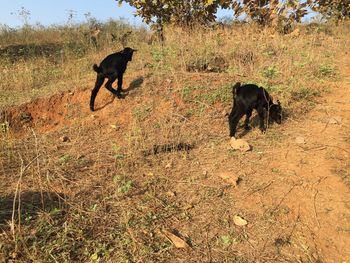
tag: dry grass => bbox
[1,20,350,262]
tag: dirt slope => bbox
[1,61,350,262]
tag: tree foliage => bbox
[117,0,349,28]
[117,0,231,26]
[232,0,311,26]
[311,0,350,20]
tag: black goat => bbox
[90,47,137,111]
[228,82,282,137]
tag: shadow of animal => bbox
[142,143,194,157]
[94,96,116,111]
[124,76,144,93]
[0,191,66,228]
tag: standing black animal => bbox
[228,82,282,137]
[90,47,137,111]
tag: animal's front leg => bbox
[228,108,245,137]
[244,108,253,130]
[116,73,123,97]
[257,106,267,133]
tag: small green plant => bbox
[262,66,278,79]
[221,235,234,247]
[0,121,10,133]
[112,144,124,160]
[90,243,110,262]
[132,104,153,121]
[317,64,336,77]
[263,45,277,57]
[114,175,133,194]
[59,154,71,164]
[292,86,321,100]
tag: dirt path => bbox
[245,61,350,261]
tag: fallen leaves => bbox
[233,215,248,226]
[160,229,191,249]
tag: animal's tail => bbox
[93,64,102,73]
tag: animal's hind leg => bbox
[105,75,119,95]
[90,75,105,111]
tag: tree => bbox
[311,0,350,20]
[117,0,231,27]
[232,0,311,27]
[117,0,313,31]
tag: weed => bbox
[220,235,237,247]
[262,66,278,79]
[114,175,134,194]
[132,104,153,121]
[317,64,336,78]
[58,154,71,164]
[291,86,321,100]
[112,144,125,160]
[0,121,10,133]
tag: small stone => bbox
[329,116,342,124]
[218,172,241,187]
[295,136,306,144]
[230,137,251,152]
[61,136,69,142]
[166,191,176,197]
[233,215,248,226]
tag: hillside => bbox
[1,22,350,262]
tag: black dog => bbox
[90,47,137,111]
[228,82,282,137]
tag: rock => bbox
[295,136,306,144]
[230,137,251,152]
[329,116,342,124]
[61,136,70,142]
[218,172,241,187]
[166,191,176,197]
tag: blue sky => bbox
[0,0,233,28]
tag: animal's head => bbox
[232,82,241,95]
[123,47,137,61]
[269,100,282,124]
